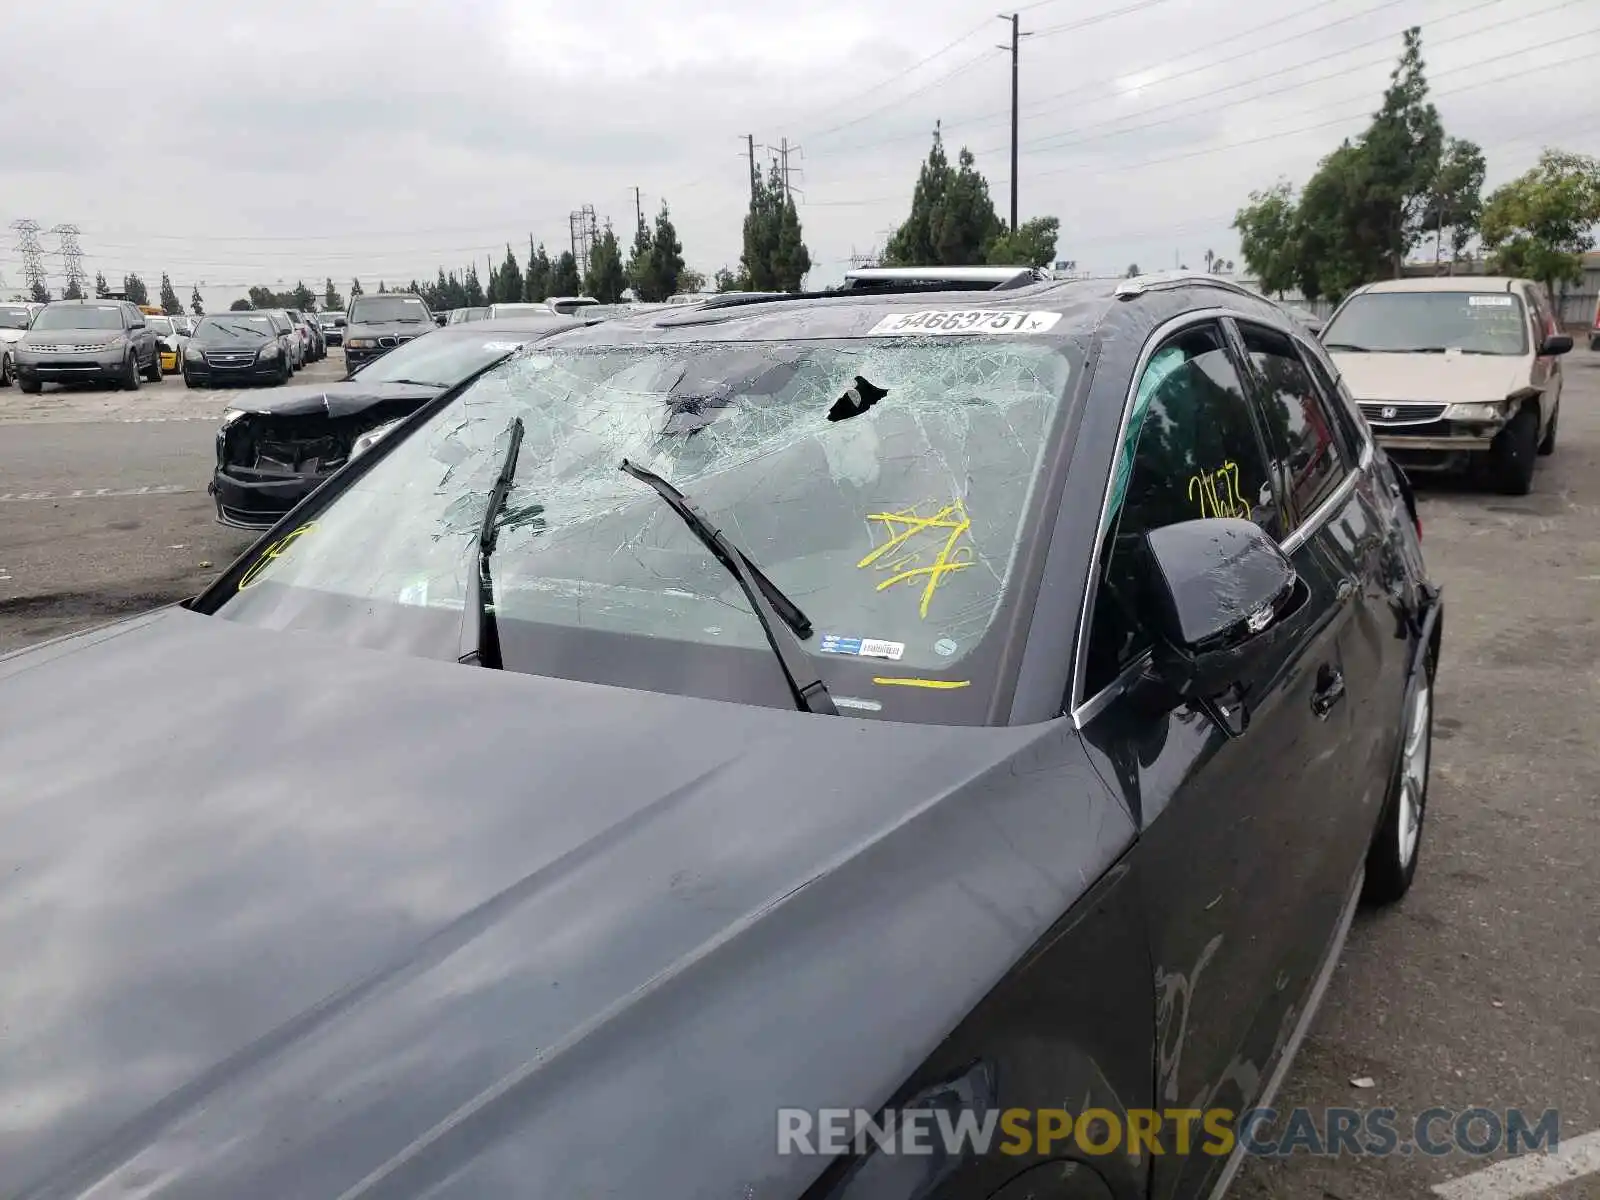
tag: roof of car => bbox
[1354,275,1522,294]
[537,274,1280,349]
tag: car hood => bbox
[346,320,433,338]
[0,610,1133,1200]
[18,330,117,347]
[0,328,26,344]
[227,379,442,418]
[1331,350,1529,404]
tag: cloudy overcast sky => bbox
[1,0,1593,306]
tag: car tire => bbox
[122,354,141,391]
[278,358,292,385]
[1362,647,1434,906]
[1537,401,1558,456]
[1489,406,1538,495]
[19,376,41,394]
[0,351,11,386]
[144,350,163,383]
[184,370,201,389]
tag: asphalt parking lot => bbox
[1,347,1597,1198]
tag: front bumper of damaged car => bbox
[1361,399,1515,472]
[209,407,405,529]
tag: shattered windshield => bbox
[214,338,1074,712]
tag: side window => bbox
[1082,323,1279,697]
[1239,323,1349,526]
[1295,338,1367,463]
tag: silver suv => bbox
[13,300,163,393]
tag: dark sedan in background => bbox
[342,291,434,371]
[318,309,346,345]
[182,313,293,387]
[3,272,1439,1200]
[209,316,581,528]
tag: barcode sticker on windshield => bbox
[1468,295,1514,306]
[819,634,905,661]
[868,310,1062,336]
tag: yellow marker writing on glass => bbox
[872,677,972,690]
[237,521,317,591]
[858,500,974,619]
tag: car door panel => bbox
[1071,317,1355,1200]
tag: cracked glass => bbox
[217,338,1075,678]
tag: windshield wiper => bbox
[618,459,836,716]
[1322,342,1370,352]
[458,417,526,669]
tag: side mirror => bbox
[1540,333,1572,356]
[1137,518,1302,736]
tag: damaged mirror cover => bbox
[1136,518,1301,735]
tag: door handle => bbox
[1335,577,1357,603]
[1311,666,1346,718]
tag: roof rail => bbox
[1113,271,1262,303]
[841,265,1047,292]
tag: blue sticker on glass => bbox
[819,634,905,661]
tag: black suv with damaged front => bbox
[183,313,293,388]
[209,316,579,528]
[341,292,433,372]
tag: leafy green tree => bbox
[713,266,749,292]
[631,202,685,301]
[350,278,364,299]
[190,286,205,316]
[1363,27,1443,275]
[94,271,110,299]
[377,280,388,294]
[741,161,813,291]
[29,279,49,303]
[123,273,149,305]
[985,215,1059,267]
[157,273,182,314]
[289,280,314,311]
[229,298,253,311]
[1293,141,1387,300]
[1421,137,1486,261]
[679,267,708,293]
[463,265,486,306]
[625,219,654,297]
[526,239,551,302]
[64,278,84,300]
[885,127,1003,266]
[1233,181,1303,296]
[585,227,627,303]
[324,278,345,311]
[1125,263,1141,277]
[551,251,582,296]
[490,244,523,305]
[1480,149,1600,299]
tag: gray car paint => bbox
[0,607,1134,1198]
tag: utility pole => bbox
[774,137,804,203]
[997,14,1030,234]
[633,186,644,233]
[49,224,88,297]
[745,134,758,200]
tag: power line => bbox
[804,45,1003,144]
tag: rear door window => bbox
[1238,322,1350,527]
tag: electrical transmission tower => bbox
[49,224,88,297]
[759,138,804,201]
[11,219,49,300]
[568,205,599,281]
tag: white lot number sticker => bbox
[869,309,1062,336]
[1467,295,1514,306]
